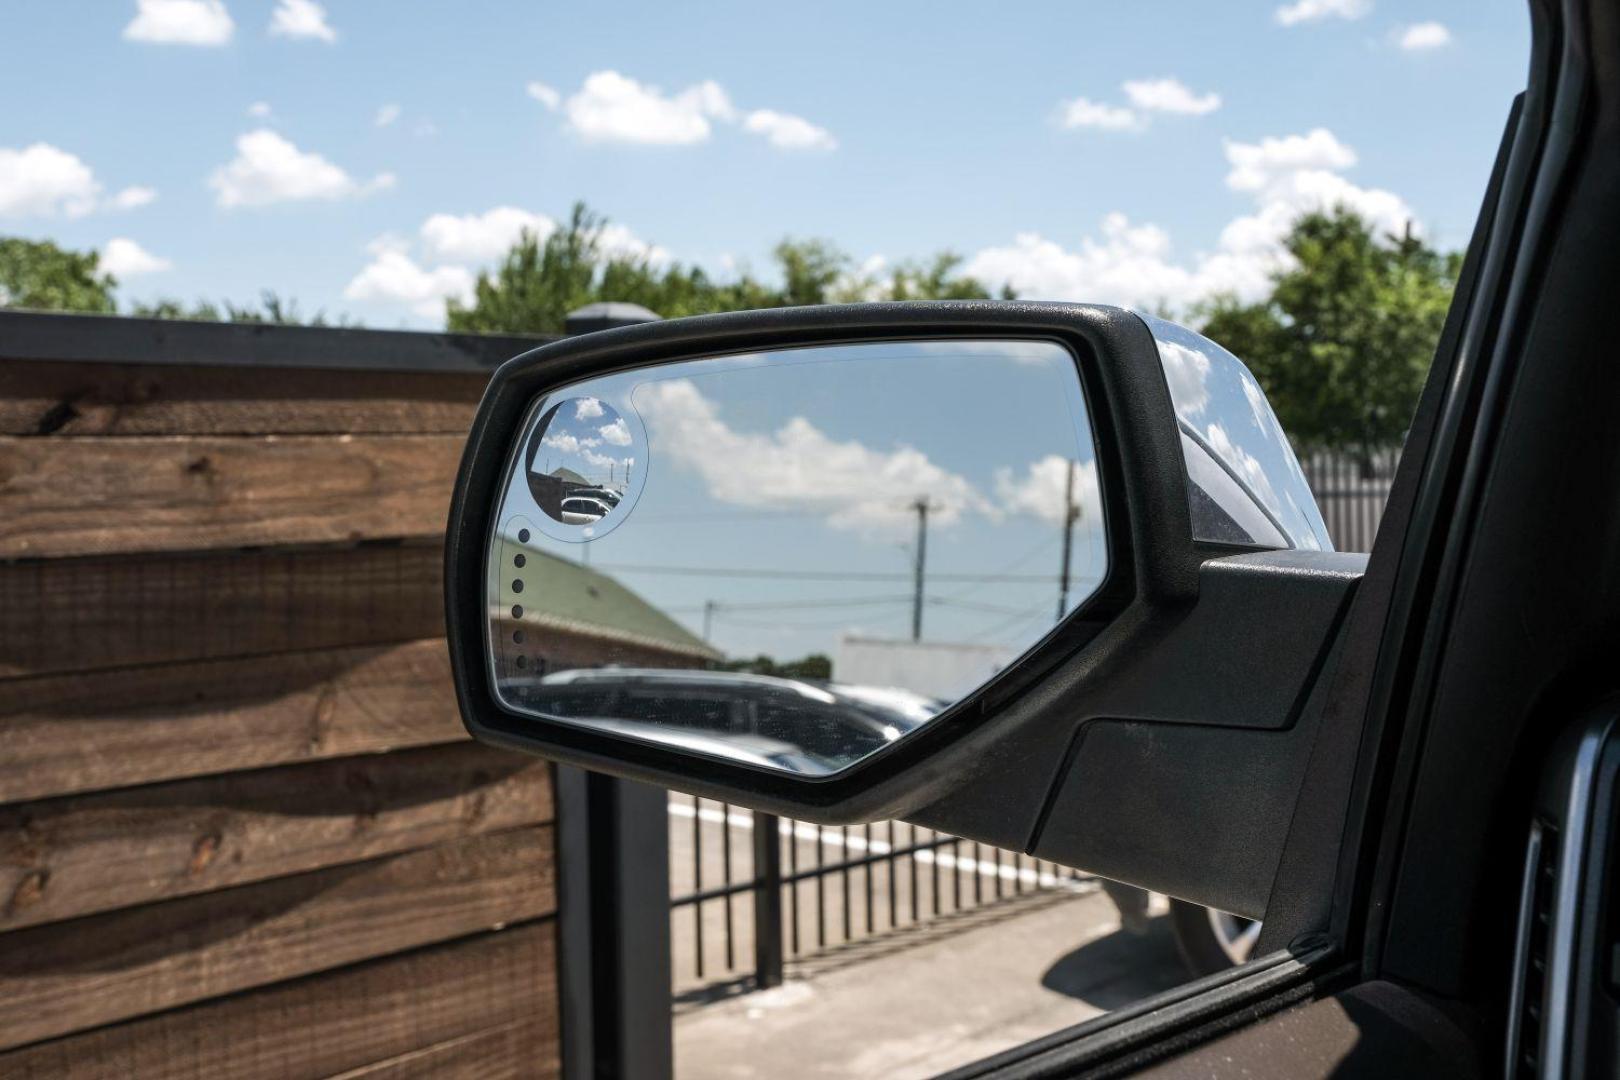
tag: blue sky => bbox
[2,1,1528,327]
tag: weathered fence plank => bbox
[0,361,487,437]
[0,744,549,930]
[0,543,444,678]
[0,435,462,558]
[0,921,557,1080]
[0,639,465,803]
[0,825,554,1051]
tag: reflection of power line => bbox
[717,608,911,632]
[597,564,1062,583]
[964,604,1054,645]
[932,534,1061,607]
[670,594,916,615]
[928,597,1042,616]
[630,509,831,524]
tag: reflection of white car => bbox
[560,496,612,524]
[571,486,623,507]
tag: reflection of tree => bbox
[718,653,833,680]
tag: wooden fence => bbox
[0,313,562,1078]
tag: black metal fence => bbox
[1300,448,1402,553]
[668,795,1090,995]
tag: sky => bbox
[1,1,1529,327]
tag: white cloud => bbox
[635,378,988,532]
[1122,78,1221,116]
[742,110,837,151]
[343,242,474,317]
[526,81,561,110]
[563,70,736,145]
[110,185,157,211]
[0,144,101,218]
[1397,21,1452,51]
[1225,127,1357,192]
[542,431,601,454]
[101,237,172,277]
[597,222,670,264]
[268,0,336,43]
[209,129,393,207]
[1058,97,1141,132]
[598,417,633,446]
[573,397,605,420]
[248,101,272,119]
[123,0,234,45]
[544,71,836,152]
[420,206,556,262]
[1274,0,1370,26]
[964,127,1415,312]
[993,456,1100,527]
[375,103,401,127]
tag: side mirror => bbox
[445,302,1355,916]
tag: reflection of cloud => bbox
[1205,421,1280,515]
[993,456,1100,527]
[598,417,632,446]
[542,432,601,454]
[574,397,605,420]
[582,449,634,471]
[635,378,988,531]
[1157,339,1212,418]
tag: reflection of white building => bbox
[835,635,1016,703]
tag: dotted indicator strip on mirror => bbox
[496,517,547,684]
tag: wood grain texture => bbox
[0,639,466,803]
[328,1018,556,1080]
[0,744,551,930]
[0,361,486,436]
[0,825,554,1051]
[0,435,463,558]
[0,921,557,1080]
[0,543,443,679]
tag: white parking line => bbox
[668,800,1096,892]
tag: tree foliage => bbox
[718,653,834,680]
[130,290,347,326]
[0,236,117,313]
[446,202,998,334]
[1198,207,1460,452]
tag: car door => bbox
[942,0,1620,1072]
[439,0,1613,1073]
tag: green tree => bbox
[883,252,997,301]
[1199,208,1459,456]
[130,290,346,325]
[447,202,1008,331]
[774,238,848,306]
[718,653,834,680]
[0,236,117,313]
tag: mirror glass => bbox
[485,339,1107,777]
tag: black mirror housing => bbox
[445,301,1207,823]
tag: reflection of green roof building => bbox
[548,467,588,485]
[507,548,721,666]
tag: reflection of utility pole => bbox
[703,600,717,642]
[1057,458,1079,622]
[911,497,930,642]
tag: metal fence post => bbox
[556,766,672,1080]
[752,812,784,989]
